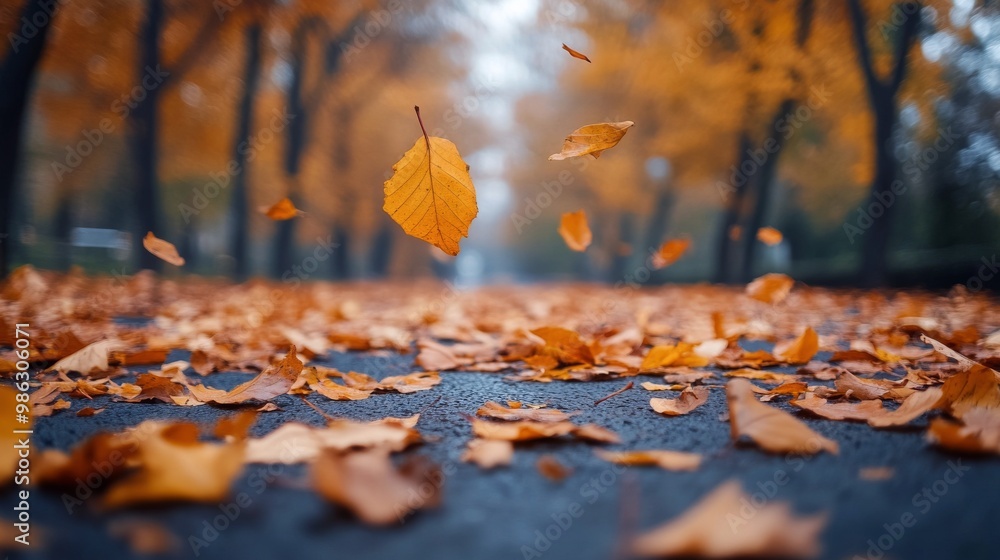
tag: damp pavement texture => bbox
[4,344,998,560]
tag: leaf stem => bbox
[414,105,430,147]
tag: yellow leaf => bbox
[142,232,184,266]
[261,197,300,220]
[561,43,591,62]
[383,106,477,256]
[548,121,634,160]
[558,210,592,252]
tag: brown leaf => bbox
[631,480,825,558]
[213,410,259,441]
[594,449,702,471]
[470,418,618,443]
[558,210,593,252]
[108,519,180,555]
[561,43,591,62]
[746,273,794,304]
[415,339,466,371]
[537,454,572,481]
[927,408,1000,454]
[188,346,303,404]
[790,394,885,422]
[868,387,943,428]
[376,371,441,394]
[727,379,839,455]
[549,121,634,160]
[937,364,1000,418]
[142,232,185,266]
[650,386,710,416]
[261,197,300,220]
[834,371,891,401]
[531,326,594,365]
[312,448,440,525]
[48,339,119,375]
[595,381,634,405]
[476,401,574,422]
[244,416,422,464]
[33,398,71,417]
[461,439,513,469]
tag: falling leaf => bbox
[651,239,690,269]
[103,423,244,508]
[774,327,819,364]
[631,480,825,558]
[537,454,572,481]
[650,386,710,416]
[558,210,593,252]
[312,447,440,525]
[727,379,839,455]
[595,449,702,471]
[476,401,574,422]
[261,197,300,220]
[756,227,783,245]
[548,121,634,160]
[462,439,514,469]
[142,232,185,266]
[561,43,591,62]
[790,394,885,422]
[868,387,943,428]
[188,346,303,404]
[746,273,794,304]
[383,106,478,256]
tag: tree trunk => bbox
[330,225,351,280]
[713,133,754,284]
[228,24,263,281]
[739,98,795,282]
[370,221,394,277]
[609,212,636,282]
[0,0,59,277]
[53,188,73,271]
[132,0,165,272]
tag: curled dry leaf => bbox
[142,232,185,266]
[462,439,514,469]
[650,386,710,417]
[48,339,119,375]
[470,418,618,444]
[834,371,891,401]
[727,379,839,455]
[651,239,690,269]
[936,364,1000,418]
[927,407,1000,454]
[561,43,591,62]
[244,415,422,464]
[188,346,303,404]
[595,449,702,471]
[261,197,300,220]
[383,106,477,256]
[756,226,783,246]
[213,410,259,441]
[476,401,574,422]
[790,394,885,422]
[376,371,441,394]
[641,343,709,371]
[868,387,943,428]
[558,210,593,252]
[531,326,594,366]
[312,447,441,525]
[631,480,825,558]
[548,121,634,160]
[537,454,572,481]
[746,273,794,304]
[774,327,819,364]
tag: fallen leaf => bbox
[774,327,819,364]
[108,519,180,555]
[188,346,303,404]
[537,454,572,481]
[531,326,594,365]
[76,407,105,417]
[936,364,1000,418]
[470,418,618,443]
[548,121,634,160]
[927,408,1000,454]
[561,43,591,62]
[858,467,895,481]
[142,232,185,266]
[756,227,783,245]
[244,416,422,464]
[48,339,119,375]
[746,273,794,304]
[261,197,300,220]
[641,343,709,371]
[727,379,839,455]
[462,439,513,469]
[650,386,710,416]
[383,106,478,256]
[376,371,441,394]
[312,447,440,525]
[558,210,593,252]
[33,398,71,417]
[631,480,825,558]
[868,387,943,428]
[651,239,690,269]
[213,410,259,441]
[595,449,702,471]
[834,371,891,401]
[790,394,885,421]
[476,401,574,422]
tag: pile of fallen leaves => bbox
[2,265,1000,557]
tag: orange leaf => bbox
[727,379,839,455]
[790,394,885,421]
[261,197,300,220]
[774,327,819,364]
[549,121,634,160]
[650,386,710,416]
[476,401,574,422]
[594,449,702,471]
[462,439,514,469]
[558,210,592,252]
[756,227,783,245]
[188,346,303,404]
[537,454,572,481]
[746,273,794,304]
[142,232,185,266]
[651,239,690,269]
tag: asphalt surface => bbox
[3,343,998,560]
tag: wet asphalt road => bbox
[3,345,998,560]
